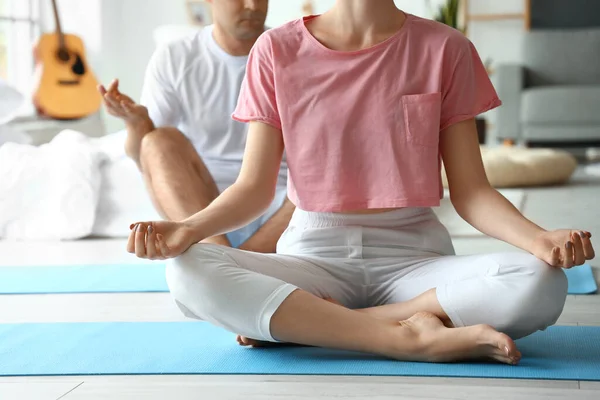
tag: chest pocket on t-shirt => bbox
[401,93,442,148]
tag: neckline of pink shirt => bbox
[298,12,414,56]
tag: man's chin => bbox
[235,27,264,40]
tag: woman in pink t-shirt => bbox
[128,1,595,364]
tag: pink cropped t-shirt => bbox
[232,13,501,212]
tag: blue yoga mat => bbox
[0,263,598,294]
[1,323,599,379]
[0,264,168,294]
[0,263,596,295]
[565,264,597,294]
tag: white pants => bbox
[166,207,568,341]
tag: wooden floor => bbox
[1,170,599,399]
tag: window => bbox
[0,0,40,99]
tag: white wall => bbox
[267,0,445,26]
[468,0,526,66]
[51,0,525,133]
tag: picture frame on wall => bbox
[186,0,213,26]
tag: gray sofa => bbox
[495,28,600,145]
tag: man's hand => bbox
[98,79,155,163]
[98,79,151,126]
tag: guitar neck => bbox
[51,0,66,49]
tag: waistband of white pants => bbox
[289,207,436,229]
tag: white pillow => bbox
[0,130,103,240]
[0,79,24,125]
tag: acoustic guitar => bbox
[32,0,101,120]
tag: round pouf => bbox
[442,147,578,188]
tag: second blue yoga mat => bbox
[1,323,599,380]
[0,264,168,294]
[565,264,597,294]
[0,263,595,295]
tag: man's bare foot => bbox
[400,312,521,365]
[237,297,342,348]
[236,335,292,348]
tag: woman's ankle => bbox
[385,312,454,361]
[371,319,424,359]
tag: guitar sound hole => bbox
[72,54,86,76]
[57,48,70,62]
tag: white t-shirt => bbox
[140,25,287,191]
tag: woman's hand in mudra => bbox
[127,221,196,260]
[531,229,595,269]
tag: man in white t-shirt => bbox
[98,0,293,253]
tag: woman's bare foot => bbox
[400,312,521,365]
[237,297,342,348]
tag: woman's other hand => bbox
[531,230,595,269]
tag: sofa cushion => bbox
[521,86,600,124]
[523,29,600,86]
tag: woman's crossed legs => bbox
[166,243,566,364]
